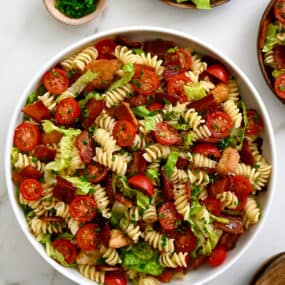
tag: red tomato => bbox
[245,109,263,136]
[158,202,177,231]
[207,246,227,267]
[112,120,136,147]
[274,0,285,24]
[20,178,43,201]
[76,130,94,164]
[206,111,233,139]
[202,197,222,216]
[12,166,42,185]
[105,271,127,285]
[14,122,40,152]
[208,176,232,197]
[160,170,175,201]
[175,229,197,253]
[112,102,138,128]
[231,175,252,210]
[86,163,108,184]
[52,239,77,264]
[207,64,229,84]
[22,100,51,123]
[42,67,69,95]
[167,74,191,102]
[165,48,192,71]
[95,39,116,59]
[81,99,104,129]
[163,62,182,80]
[69,196,97,222]
[153,122,179,146]
[192,143,221,159]
[127,94,148,107]
[76,223,100,251]
[54,98,80,125]
[148,102,164,111]
[157,269,175,283]
[128,175,154,196]
[131,64,160,96]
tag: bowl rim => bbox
[5,26,277,285]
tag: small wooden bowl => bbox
[161,0,230,9]
[43,0,107,26]
[257,0,285,104]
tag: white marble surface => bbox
[1,0,284,284]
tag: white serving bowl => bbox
[5,26,277,285]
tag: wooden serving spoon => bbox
[43,0,107,26]
[250,252,285,284]
[161,0,230,9]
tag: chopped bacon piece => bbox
[218,232,240,250]
[154,92,180,105]
[112,102,138,127]
[40,216,64,223]
[53,176,76,203]
[114,193,133,208]
[81,99,104,129]
[273,45,285,69]
[214,216,244,234]
[22,100,51,123]
[176,157,189,169]
[115,35,142,48]
[211,83,230,103]
[126,94,148,107]
[76,130,94,164]
[187,256,207,271]
[127,151,147,176]
[105,173,114,205]
[41,130,63,145]
[33,145,56,162]
[100,221,111,247]
[208,176,233,197]
[144,39,175,59]
[216,147,240,175]
[12,166,42,185]
[239,140,254,166]
[160,170,175,201]
[97,266,122,272]
[187,94,219,113]
[109,229,131,248]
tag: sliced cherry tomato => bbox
[112,120,136,147]
[53,176,76,204]
[105,271,127,285]
[158,202,177,231]
[20,178,43,201]
[208,176,232,197]
[167,73,190,102]
[76,130,94,164]
[160,170,175,201]
[42,67,69,95]
[54,98,80,125]
[41,130,63,145]
[81,99,104,129]
[148,102,164,111]
[22,100,51,123]
[239,139,254,166]
[127,151,147,176]
[95,39,116,59]
[175,228,197,253]
[76,223,100,251]
[231,175,252,210]
[192,143,221,159]
[165,48,192,71]
[86,163,108,184]
[14,122,40,152]
[52,239,77,264]
[275,0,285,24]
[207,246,227,267]
[153,122,179,146]
[163,62,182,80]
[69,195,97,222]
[33,145,56,162]
[128,175,154,196]
[245,109,263,136]
[112,102,138,128]
[131,64,159,96]
[206,111,233,139]
[202,197,222,216]
[207,64,229,84]
[157,269,175,283]
[126,94,148,107]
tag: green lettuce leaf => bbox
[136,191,151,210]
[132,106,156,118]
[163,152,179,179]
[42,120,81,137]
[110,201,128,226]
[11,147,19,164]
[26,92,37,104]
[191,0,211,9]
[109,63,134,90]
[184,83,207,101]
[184,131,196,147]
[63,176,93,194]
[132,48,144,55]
[262,23,278,53]
[146,168,160,186]
[144,115,158,133]
[272,69,285,78]
[78,91,102,107]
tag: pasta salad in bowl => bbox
[5,27,276,285]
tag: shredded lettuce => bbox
[272,69,285,78]
[184,131,195,147]
[170,122,189,131]
[132,106,156,118]
[210,214,229,224]
[42,120,81,137]
[184,83,207,101]
[56,70,97,102]
[146,168,160,186]
[110,201,128,226]
[262,23,278,53]
[132,48,144,55]
[11,147,19,164]
[236,100,248,150]
[63,176,93,194]
[163,152,179,179]
[109,63,134,90]
[136,191,151,210]
[26,92,37,104]
[190,0,211,9]
[78,91,102,107]
[144,115,158,133]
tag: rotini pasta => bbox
[72,46,98,72]
[100,245,122,266]
[78,265,105,284]
[93,184,111,219]
[120,218,142,243]
[143,144,171,162]
[222,99,242,128]
[217,191,239,209]
[93,128,121,154]
[159,252,188,268]
[243,196,261,229]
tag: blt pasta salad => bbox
[11,35,272,285]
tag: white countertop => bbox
[1,0,284,284]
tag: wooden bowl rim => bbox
[256,0,285,104]
[161,0,230,9]
[43,0,107,26]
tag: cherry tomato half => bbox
[86,163,108,184]
[148,102,164,111]
[20,178,43,201]
[55,98,81,125]
[274,0,285,24]
[128,174,154,196]
[95,39,116,59]
[52,239,77,264]
[153,122,179,146]
[175,228,197,253]
[14,122,40,152]
[192,143,221,159]
[245,109,263,136]
[112,120,136,147]
[207,246,227,267]
[76,223,101,251]
[202,197,222,216]
[206,111,233,139]
[206,64,229,84]
[69,196,97,222]
[164,48,192,71]
[166,73,190,102]
[42,67,69,95]
[158,202,178,231]
[105,271,127,285]
[131,64,160,96]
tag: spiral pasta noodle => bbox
[93,184,111,219]
[78,265,105,284]
[138,276,160,285]
[174,184,190,220]
[192,153,217,169]
[227,80,240,102]
[217,191,239,209]
[38,92,57,110]
[100,245,122,266]
[143,144,171,163]
[120,218,142,243]
[54,201,70,219]
[142,205,158,224]
[191,53,207,75]
[183,109,205,129]
[60,54,76,71]
[264,50,275,68]
[29,217,64,238]
[72,46,98,72]
[126,206,141,222]
[159,252,188,268]
[95,111,117,133]
[192,124,211,141]
[243,196,261,229]
[67,218,80,236]
[222,99,242,128]
[93,128,121,154]
[114,45,138,64]
[132,134,146,149]
[13,152,45,172]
